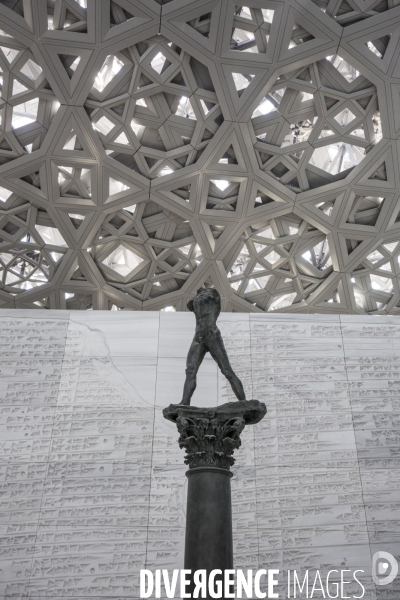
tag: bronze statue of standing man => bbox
[180,287,246,405]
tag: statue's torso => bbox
[192,292,221,342]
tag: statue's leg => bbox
[180,339,207,405]
[208,332,246,401]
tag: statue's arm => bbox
[216,295,221,319]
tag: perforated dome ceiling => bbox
[0,0,400,314]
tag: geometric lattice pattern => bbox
[1,0,400,314]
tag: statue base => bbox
[163,398,266,425]
[185,465,233,596]
[163,399,266,596]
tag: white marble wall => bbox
[0,310,399,599]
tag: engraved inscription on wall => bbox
[0,311,398,599]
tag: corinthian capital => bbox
[163,400,267,471]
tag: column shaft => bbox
[185,467,233,598]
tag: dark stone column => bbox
[163,400,266,598]
[185,467,233,575]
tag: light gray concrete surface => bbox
[0,310,399,599]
